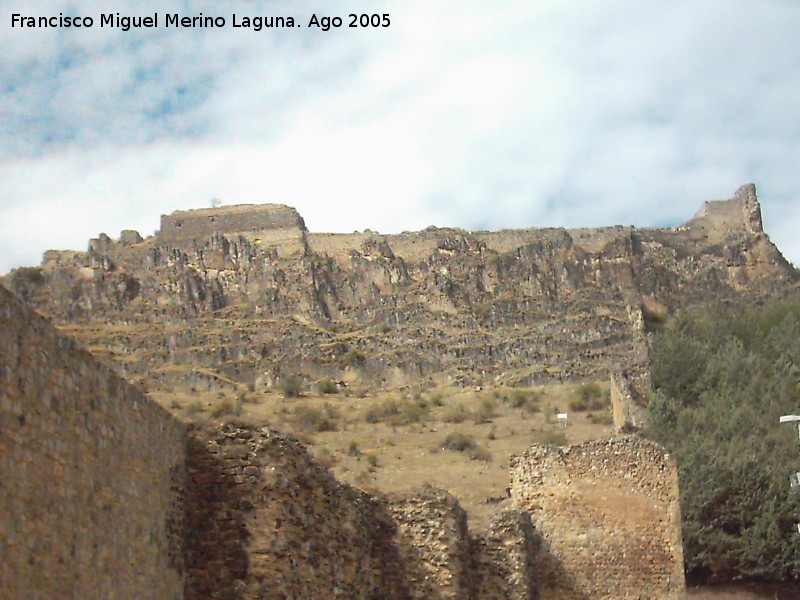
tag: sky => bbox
[1,0,799,275]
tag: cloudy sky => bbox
[1,0,799,274]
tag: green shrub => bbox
[343,348,366,366]
[347,441,361,457]
[14,267,45,286]
[586,411,613,425]
[569,397,586,411]
[280,375,303,398]
[647,296,800,582]
[442,432,476,452]
[365,452,379,468]
[473,397,496,423]
[184,400,204,415]
[441,432,491,461]
[211,399,239,418]
[509,388,542,413]
[442,402,469,423]
[316,379,339,395]
[534,430,568,446]
[364,398,429,426]
[642,300,669,332]
[294,403,338,432]
[570,383,606,412]
[468,445,492,462]
[314,447,337,468]
[237,386,260,404]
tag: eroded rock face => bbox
[3,185,796,396]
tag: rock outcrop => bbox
[3,185,797,416]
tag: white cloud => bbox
[1,0,798,274]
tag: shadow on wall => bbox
[184,431,251,599]
[535,542,591,600]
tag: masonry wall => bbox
[471,510,540,600]
[159,204,306,244]
[184,423,410,600]
[184,424,540,600]
[610,370,648,430]
[510,437,685,600]
[0,285,186,600]
[385,486,473,599]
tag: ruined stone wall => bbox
[385,486,473,599]
[510,437,684,600]
[184,424,539,600]
[685,183,763,242]
[610,370,648,430]
[184,423,409,599]
[159,204,306,244]
[0,285,186,599]
[471,510,540,600]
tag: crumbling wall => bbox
[184,425,541,600]
[0,285,186,599]
[159,204,306,244]
[471,510,540,600]
[684,183,764,242]
[610,370,648,430]
[510,437,684,600]
[184,423,410,600]
[385,486,473,599]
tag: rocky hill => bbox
[3,183,795,599]
[4,184,796,405]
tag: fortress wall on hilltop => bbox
[159,204,306,244]
[683,183,764,244]
[510,437,684,600]
[0,285,186,599]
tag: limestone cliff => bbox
[4,185,796,402]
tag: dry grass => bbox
[150,380,614,530]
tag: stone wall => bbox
[183,424,539,600]
[471,510,540,600]
[184,422,406,600]
[159,204,306,244]
[610,370,648,430]
[510,437,685,599]
[685,183,764,243]
[0,280,689,599]
[385,486,473,599]
[0,285,186,599]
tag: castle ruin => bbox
[0,281,683,598]
[4,184,797,598]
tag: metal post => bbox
[779,415,800,532]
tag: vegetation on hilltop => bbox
[647,296,800,583]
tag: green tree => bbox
[647,295,800,583]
